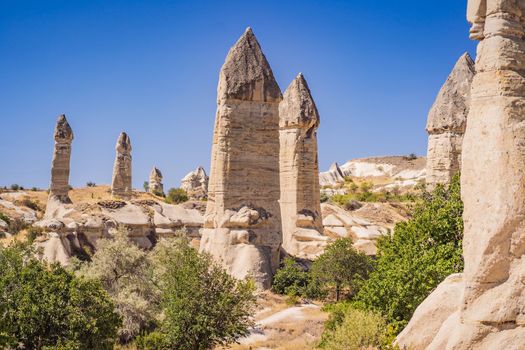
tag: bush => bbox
[86,182,96,187]
[320,192,329,203]
[79,227,159,343]
[354,174,463,332]
[149,238,256,349]
[272,257,309,295]
[165,188,189,204]
[310,238,373,301]
[26,225,44,243]
[0,243,120,349]
[7,217,27,235]
[0,212,10,225]
[143,181,149,192]
[9,184,20,191]
[18,198,41,211]
[319,304,388,350]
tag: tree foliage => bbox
[310,238,373,301]
[0,243,120,350]
[165,188,189,204]
[354,174,464,331]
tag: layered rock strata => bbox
[148,167,164,195]
[180,166,209,200]
[426,53,475,189]
[111,132,132,198]
[399,1,525,349]
[46,115,74,216]
[279,73,326,258]
[200,28,282,289]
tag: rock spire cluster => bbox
[111,132,132,198]
[180,166,209,200]
[148,166,163,195]
[399,1,525,349]
[200,28,283,289]
[425,53,475,189]
[279,73,325,258]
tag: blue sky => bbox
[0,0,476,190]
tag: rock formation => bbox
[180,166,209,199]
[399,1,525,349]
[45,114,74,217]
[319,162,345,187]
[148,166,164,195]
[279,73,325,258]
[426,53,475,189]
[111,132,132,198]
[200,27,282,289]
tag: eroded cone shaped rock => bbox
[200,27,282,289]
[180,166,209,200]
[111,132,132,198]
[148,166,163,195]
[279,73,325,258]
[426,53,475,189]
[46,114,74,217]
[400,1,525,349]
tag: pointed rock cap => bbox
[280,73,320,129]
[116,132,132,153]
[218,27,282,102]
[150,166,162,179]
[54,114,74,142]
[426,52,475,134]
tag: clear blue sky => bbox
[0,0,476,190]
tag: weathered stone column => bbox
[46,114,74,217]
[49,114,74,202]
[426,53,475,189]
[279,73,325,258]
[200,28,282,289]
[148,166,163,195]
[111,132,132,198]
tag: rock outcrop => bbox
[319,162,345,187]
[400,2,525,348]
[46,115,73,216]
[180,166,208,200]
[148,167,164,195]
[279,73,326,258]
[426,53,475,189]
[200,28,282,289]
[111,132,132,198]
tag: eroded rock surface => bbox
[200,28,282,289]
[148,166,164,195]
[319,162,345,187]
[111,132,132,198]
[279,73,325,258]
[426,53,475,189]
[400,2,525,348]
[180,166,208,200]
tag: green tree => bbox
[310,238,373,301]
[272,257,309,296]
[78,227,159,343]
[144,238,256,350]
[354,174,464,332]
[0,243,120,350]
[165,188,189,204]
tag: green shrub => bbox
[0,243,120,349]
[310,238,373,301]
[320,192,329,203]
[148,238,256,350]
[9,184,20,191]
[18,198,41,211]
[165,188,189,204]
[319,304,388,350]
[7,218,27,235]
[354,174,463,332]
[86,182,96,187]
[143,181,149,192]
[26,225,44,243]
[272,258,309,295]
[0,212,10,225]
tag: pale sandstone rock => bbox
[111,132,132,198]
[396,273,463,350]
[148,166,163,195]
[402,2,525,348]
[200,28,282,289]
[46,115,74,216]
[36,232,72,266]
[279,73,325,258]
[426,53,475,189]
[319,162,345,187]
[0,219,7,231]
[180,166,209,200]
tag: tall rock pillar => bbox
[111,132,132,198]
[426,53,475,189]
[279,73,325,258]
[46,114,74,216]
[200,28,283,289]
[148,166,163,195]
